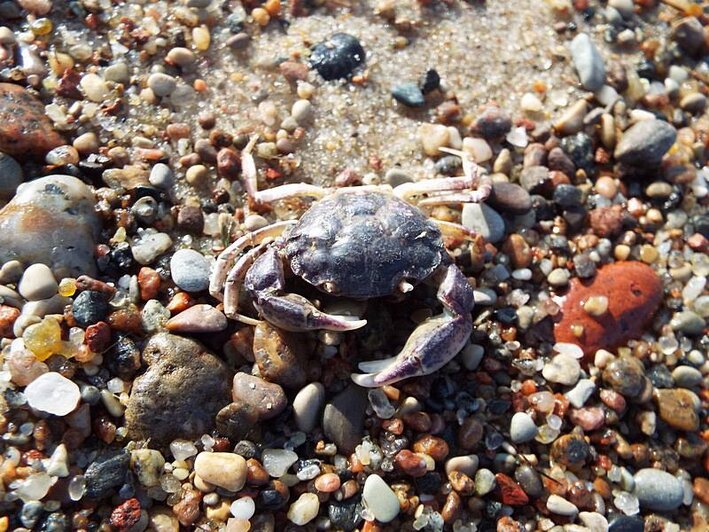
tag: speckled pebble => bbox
[170,249,210,292]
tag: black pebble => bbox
[608,515,644,532]
[72,290,109,327]
[310,33,365,81]
[391,82,425,108]
[84,451,130,499]
[420,69,440,93]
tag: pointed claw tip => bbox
[329,317,367,331]
[350,372,381,387]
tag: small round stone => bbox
[362,474,400,523]
[391,82,425,107]
[149,163,173,189]
[287,493,320,525]
[461,203,505,243]
[542,354,581,386]
[148,73,177,97]
[72,290,109,326]
[170,249,210,292]
[230,497,255,520]
[671,366,702,388]
[194,452,247,492]
[632,469,684,511]
[309,33,365,81]
[292,382,326,432]
[509,412,538,443]
[18,263,58,301]
[25,371,81,416]
[547,268,570,287]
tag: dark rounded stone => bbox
[420,69,441,94]
[608,515,644,532]
[614,120,677,168]
[328,498,364,532]
[72,290,109,326]
[647,364,673,389]
[473,105,512,138]
[488,182,532,214]
[21,501,44,529]
[84,451,130,499]
[391,82,425,107]
[561,132,594,174]
[553,184,583,208]
[692,214,709,238]
[310,33,365,81]
[572,253,596,279]
[107,334,141,379]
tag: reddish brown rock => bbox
[554,262,662,357]
[109,498,141,530]
[588,205,624,238]
[84,321,111,353]
[0,83,64,157]
[496,473,529,506]
[0,304,20,338]
[252,321,308,389]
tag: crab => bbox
[209,138,491,387]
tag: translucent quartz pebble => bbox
[24,372,80,415]
[261,449,298,477]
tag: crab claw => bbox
[351,264,474,387]
[255,293,367,332]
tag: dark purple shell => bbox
[284,191,444,298]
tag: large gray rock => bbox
[614,120,677,168]
[0,175,99,277]
[125,333,232,447]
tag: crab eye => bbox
[322,282,338,293]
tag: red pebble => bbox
[84,321,111,353]
[0,305,20,338]
[109,498,141,530]
[496,473,529,506]
[554,262,662,358]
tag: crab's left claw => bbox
[351,264,474,387]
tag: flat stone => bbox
[362,474,400,523]
[292,382,326,432]
[0,175,99,278]
[125,333,232,446]
[252,322,308,389]
[323,384,368,454]
[614,120,677,168]
[565,379,596,408]
[654,388,700,431]
[17,263,57,301]
[0,83,64,157]
[632,468,684,511]
[462,203,505,243]
[194,452,247,492]
[170,249,210,292]
[166,304,227,333]
[554,262,663,357]
[392,82,425,107]
[231,372,287,421]
[569,33,606,91]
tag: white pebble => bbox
[230,497,255,520]
[287,493,320,525]
[546,494,579,517]
[261,448,298,477]
[542,354,581,386]
[521,93,543,113]
[565,379,596,408]
[362,473,400,523]
[25,372,80,416]
[505,126,528,148]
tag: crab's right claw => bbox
[254,293,367,332]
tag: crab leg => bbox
[351,264,474,387]
[433,220,480,242]
[244,248,367,332]
[209,221,296,300]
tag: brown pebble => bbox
[0,304,20,338]
[279,61,308,82]
[448,471,475,496]
[232,372,287,420]
[457,417,483,450]
[107,306,144,334]
[166,122,190,140]
[554,262,663,358]
[176,205,204,234]
[550,433,590,468]
[441,490,461,523]
[314,472,341,493]
[195,138,217,163]
[588,205,624,238]
[166,304,227,333]
[0,83,64,157]
[198,111,216,130]
[172,488,202,526]
[217,148,240,180]
[394,450,428,478]
[413,435,449,461]
[595,176,618,198]
[75,275,117,297]
[502,234,532,269]
[654,388,700,431]
[215,402,259,441]
[599,388,627,413]
[84,321,111,353]
[138,267,160,301]
[693,477,709,505]
[109,498,141,530]
[402,411,432,432]
[252,322,308,389]
[246,458,269,486]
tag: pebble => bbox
[418,123,450,156]
[509,412,538,443]
[170,249,210,292]
[104,62,130,84]
[322,385,368,453]
[125,333,231,445]
[670,310,705,335]
[671,16,705,56]
[653,388,700,431]
[445,455,479,477]
[84,451,130,499]
[547,268,570,287]
[554,262,663,356]
[291,99,312,124]
[149,163,173,189]
[252,322,308,388]
[579,512,609,532]
[230,497,255,520]
[287,493,320,525]
[473,105,512,138]
[17,263,57,301]
[0,151,22,198]
[569,33,606,91]
[309,33,365,80]
[603,357,649,398]
[554,99,588,136]
[461,203,505,243]
[632,469,684,511]
[80,73,109,102]
[72,290,109,326]
[232,372,287,420]
[131,230,173,265]
[671,366,702,388]
[614,119,677,167]
[0,83,64,156]
[565,379,596,408]
[542,353,581,385]
[24,371,80,416]
[546,494,578,517]
[488,182,531,215]
[292,382,326,432]
[474,468,496,495]
[362,474,400,523]
[392,82,425,107]
[194,452,247,492]
[166,304,227,333]
[130,449,164,488]
[680,92,707,114]
[0,175,99,277]
[148,73,177,97]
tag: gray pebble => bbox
[570,33,606,91]
[131,230,173,265]
[461,203,505,243]
[384,168,413,187]
[474,468,496,496]
[632,468,684,511]
[149,163,174,189]
[227,32,250,50]
[487,182,531,214]
[547,268,570,287]
[0,259,23,284]
[670,310,705,335]
[671,366,703,388]
[614,119,677,167]
[104,62,130,84]
[509,412,538,443]
[147,73,177,97]
[680,92,707,114]
[170,249,210,292]
[0,152,23,199]
[391,82,425,108]
[291,99,312,125]
[565,379,596,408]
[322,385,367,454]
[293,382,326,432]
